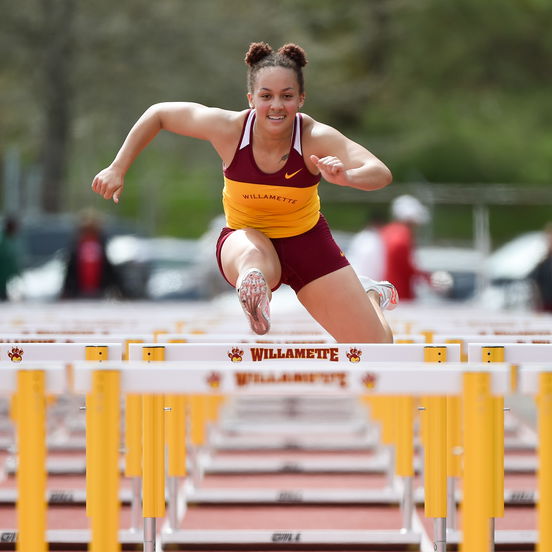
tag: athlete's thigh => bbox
[296,265,392,343]
[220,227,281,287]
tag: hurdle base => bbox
[186,486,401,505]
[161,529,421,550]
[0,529,144,550]
[443,529,536,548]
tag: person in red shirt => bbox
[381,195,430,301]
[62,210,122,299]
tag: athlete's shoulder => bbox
[300,113,343,141]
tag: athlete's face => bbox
[248,67,304,131]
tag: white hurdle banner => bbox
[127,342,460,364]
[0,342,123,362]
[77,360,484,395]
[467,342,552,363]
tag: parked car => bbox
[481,231,547,311]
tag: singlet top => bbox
[222,110,321,238]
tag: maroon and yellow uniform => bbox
[217,110,350,293]
[223,109,320,238]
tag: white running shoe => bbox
[237,268,271,335]
[359,275,399,311]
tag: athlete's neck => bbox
[252,118,294,152]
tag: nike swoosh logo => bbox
[285,169,303,179]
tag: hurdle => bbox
[69,358,510,552]
[0,362,65,552]
[465,343,552,550]
[125,342,463,547]
[0,342,123,454]
[0,360,141,551]
[520,365,552,552]
[127,342,460,468]
[0,343,149,552]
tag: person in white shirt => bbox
[347,210,387,281]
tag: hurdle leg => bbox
[446,395,462,531]
[482,346,506,551]
[400,477,414,531]
[395,396,415,531]
[89,370,121,552]
[165,394,187,531]
[16,370,47,552]
[142,394,165,552]
[130,477,142,531]
[537,372,552,552]
[447,476,456,530]
[461,372,493,552]
[124,394,143,531]
[189,394,208,486]
[144,518,156,552]
[423,396,447,552]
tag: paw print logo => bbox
[207,371,222,389]
[362,372,377,390]
[227,347,244,362]
[346,347,362,363]
[8,347,24,362]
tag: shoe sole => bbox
[238,270,270,335]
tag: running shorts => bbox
[215,213,350,293]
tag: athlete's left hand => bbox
[310,155,348,186]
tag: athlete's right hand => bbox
[91,166,125,204]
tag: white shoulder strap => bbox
[239,110,255,150]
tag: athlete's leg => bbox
[296,265,394,343]
[220,228,282,335]
[219,228,281,289]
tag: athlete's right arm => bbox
[91,102,233,203]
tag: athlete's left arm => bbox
[305,120,392,191]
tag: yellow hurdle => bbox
[482,346,505,522]
[85,346,109,520]
[141,346,166,520]
[461,371,493,552]
[16,370,47,552]
[124,339,144,361]
[422,347,447,516]
[125,393,142,531]
[422,346,447,551]
[89,369,121,552]
[537,372,552,552]
[125,395,142,479]
[142,394,165,518]
[445,338,467,362]
[395,396,414,478]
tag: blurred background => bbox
[1,0,551,308]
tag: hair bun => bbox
[278,44,307,67]
[244,42,273,66]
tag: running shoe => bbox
[237,268,271,335]
[359,275,399,311]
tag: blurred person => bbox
[0,216,21,300]
[62,209,123,299]
[92,42,397,342]
[347,210,387,282]
[380,195,430,301]
[529,222,552,313]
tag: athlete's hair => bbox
[244,42,307,94]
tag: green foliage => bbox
[1,0,551,242]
